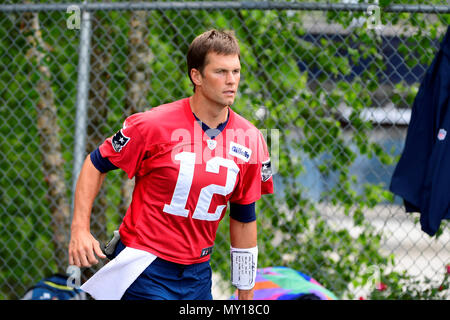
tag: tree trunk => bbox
[21,11,70,272]
[86,12,112,245]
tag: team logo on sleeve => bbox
[261,159,272,182]
[111,129,130,152]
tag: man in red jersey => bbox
[69,29,273,300]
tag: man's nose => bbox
[226,71,237,84]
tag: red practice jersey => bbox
[99,98,274,264]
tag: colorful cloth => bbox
[231,267,338,300]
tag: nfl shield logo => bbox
[207,139,217,150]
[438,128,447,141]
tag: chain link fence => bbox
[1,1,449,300]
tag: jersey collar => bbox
[184,97,233,140]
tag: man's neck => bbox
[189,95,229,129]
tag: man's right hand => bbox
[68,227,106,267]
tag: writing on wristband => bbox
[230,246,258,290]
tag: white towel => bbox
[81,246,156,300]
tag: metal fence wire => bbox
[0,1,449,300]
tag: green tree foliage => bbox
[0,1,448,299]
[0,10,79,298]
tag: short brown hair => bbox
[187,29,240,88]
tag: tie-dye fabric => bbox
[230,266,338,300]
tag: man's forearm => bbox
[71,155,106,231]
[230,218,257,248]
[230,218,257,300]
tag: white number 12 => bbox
[163,152,239,221]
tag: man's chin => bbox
[223,98,235,107]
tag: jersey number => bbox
[163,152,239,221]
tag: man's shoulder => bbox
[227,109,268,163]
[154,98,188,112]
[230,109,259,132]
[144,98,187,117]
[126,98,188,126]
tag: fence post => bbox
[68,4,92,282]
[71,6,92,214]
[67,1,91,287]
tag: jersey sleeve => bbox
[230,130,274,204]
[98,113,147,179]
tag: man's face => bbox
[192,52,241,107]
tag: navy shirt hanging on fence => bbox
[389,26,450,236]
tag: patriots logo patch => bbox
[261,159,272,182]
[111,129,130,152]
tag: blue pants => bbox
[112,240,213,300]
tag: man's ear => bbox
[190,68,202,87]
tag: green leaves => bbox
[1,3,447,299]
[379,0,393,8]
